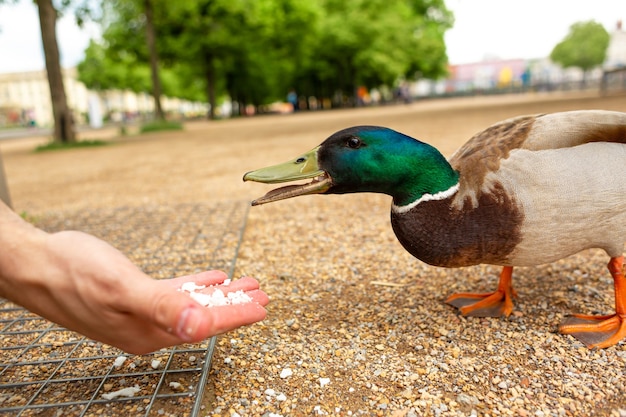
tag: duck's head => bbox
[244,126,459,207]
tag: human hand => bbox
[0,229,269,354]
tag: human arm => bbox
[0,201,269,354]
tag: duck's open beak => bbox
[243,146,332,206]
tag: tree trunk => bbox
[0,151,12,209]
[144,0,165,121]
[205,56,216,119]
[36,0,76,143]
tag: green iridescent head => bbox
[244,126,459,207]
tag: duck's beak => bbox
[243,146,332,206]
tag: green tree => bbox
[153,0,319,117]
[95,0,165,120]
[221,0,321,112]
[78,40,147,92]
[550,20,610,82]
[404,0,453,79]
[143,0,164,120]
[78,0,452,115]
[296,0,451,106]
[156,0,251,118]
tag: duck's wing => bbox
[450,110,626,171]
[518,110,626,150]
[448,110,626,208]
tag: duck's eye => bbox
[347,137,362,149]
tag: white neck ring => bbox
[392,183,459,214]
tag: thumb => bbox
[144,283,215,342]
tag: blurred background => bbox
[0,0,624,142]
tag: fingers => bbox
[146,277,269,340]
[213,276,260,292]
[172,293,269,342]
[118,270,269,353]
[204,302,268,335]
[246,289,270,307]
[166,271,261,292]
[167,273,263,296]
[166,270,228,288]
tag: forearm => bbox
[0,201,51,301]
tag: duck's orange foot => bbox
[446,266,517,318]
[559,256,626,349]
[559,314,626,349]
[446,288,517,317]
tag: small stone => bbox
[113,356,127,368]
[169,382,185,392]
[456,393,479,407]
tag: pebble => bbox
[101,386,140,400]
[113,356,127,368]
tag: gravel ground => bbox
[2,91,626,416]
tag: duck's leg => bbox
[559,256,626,349]
[446,266,517,317]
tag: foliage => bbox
[78,0,453,112]
[139,120,183,133]
[35,139,108,152]
[298,0,452,101]
[78,39,150,91]
[550,20,610,74]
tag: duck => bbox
[243,110,626,349]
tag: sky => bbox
[0,0,624,74]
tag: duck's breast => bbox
[391,183,524,268]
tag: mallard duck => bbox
[243,110,626,349]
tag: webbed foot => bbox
[446,266,517,317]
[560,314,626,348]
[559,256,625,349]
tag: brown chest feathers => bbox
[390,183,523,268]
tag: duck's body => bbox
[392,111,626,268]
[244,110,626,348]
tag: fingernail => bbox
[176,307,201,341]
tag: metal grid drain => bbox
[0,202,250,417]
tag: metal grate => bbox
[0,202,250,417]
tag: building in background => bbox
[605,20,626,70]
[413,21,626,99]
[0,67,207,128]
[601,20,626,93]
